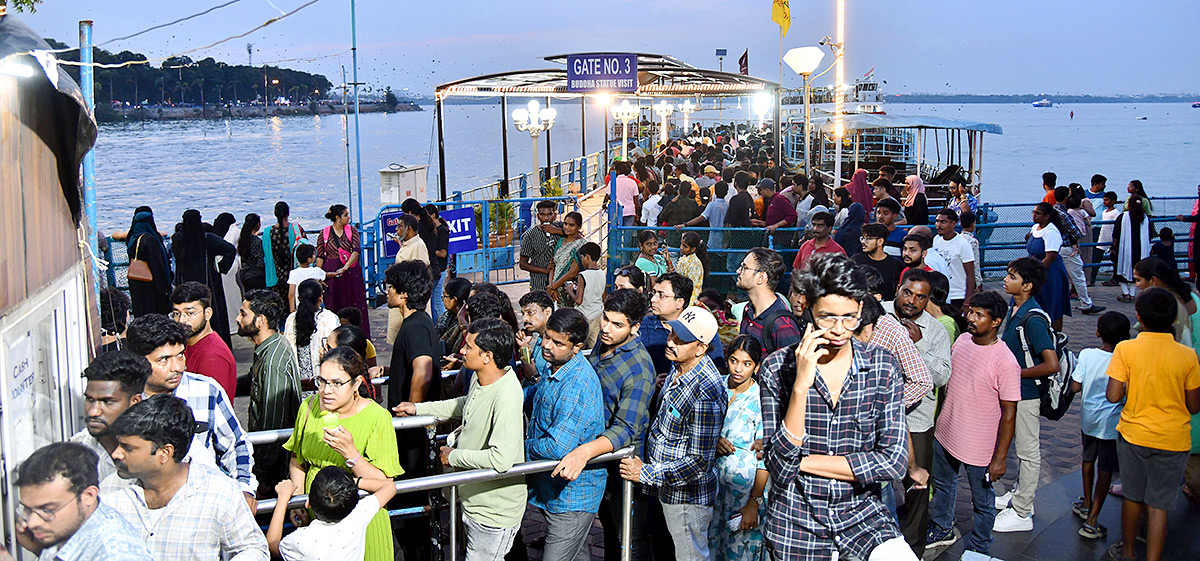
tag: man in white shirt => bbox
[107,395,268,561]
[640,181,663,227]
[931,209,977,309]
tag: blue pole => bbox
[350,0,364,228]
[80,21,98,294]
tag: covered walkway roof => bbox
[812,112,1003,134]
[435,52,778,98]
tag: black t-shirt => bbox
[431,223,450,273]
[388,310,442,407]
[726,192,754,228]
[852,252,903,301]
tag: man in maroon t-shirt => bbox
[171,282,237,398]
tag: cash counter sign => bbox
[567,54,637,93]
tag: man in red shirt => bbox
[793,211,845,270]
[171,282,238,398]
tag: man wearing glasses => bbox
[171,281,237,399]
[639,273,724,380]
[11,442,151,560]
[738,248,803,355]
[236,289,301,495]
[758,253,916,561]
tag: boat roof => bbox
[812,112,1003,134]
[436,52,778,98]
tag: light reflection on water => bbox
[93,102,1199,232]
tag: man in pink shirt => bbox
[926,291,1020,554]
[612,160,640,227]
[171,282,238,398]
[793,211,845,271]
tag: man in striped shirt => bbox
[237,289,300,495]
[125,314,258,509]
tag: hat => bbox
[666,306,718,345]
[756,178,776,192]
[703,165,718,174]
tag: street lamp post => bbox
[653,100,674,146]
[678,100,696,136]
[512,99,557,187]
[611,100,638,161]
[784,46,826,178]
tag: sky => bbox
[19,0,1200,97]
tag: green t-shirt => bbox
[1002,299,1055,401]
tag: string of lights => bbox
[29,0,325,69]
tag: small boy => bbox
[960,211,983,292]
[1099,192,1121,286]
[267,467,397,561]
[565,242,605,347]
[1068,311,1130,539]
[336,307,378,367]
[1150,228,1178,270]
[288,244,329,312]
[1104,287,1200,561]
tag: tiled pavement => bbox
[227,276,1200,561]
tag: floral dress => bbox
[676,253,704,304]
[550,236,587,307]
[711,382,767,561]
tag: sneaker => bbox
[926,526,957,548]
[1078,523,1107,539]
[1081,304,1106,314]
[992,507,1033,532]
[994,490,1013,510]
[1072,496,1090,520]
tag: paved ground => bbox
[226,272,1200,561]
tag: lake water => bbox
[92,102,1200,231]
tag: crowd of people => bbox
[10,141,1200,561]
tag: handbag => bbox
[127,236,155,282]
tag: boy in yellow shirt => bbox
[1105,287,1200,561]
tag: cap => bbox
[666,306,718,345]
[703,165,718,174]
[756,178,776,192]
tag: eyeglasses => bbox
[813,314,862,330]
[736,264,762,274]
[860,236,880,242]
[650,290,679,301]
[168,309,203,320]
[17,494,80,523]
[314,377,353,389]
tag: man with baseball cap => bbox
[696,165,719,190]
[620,306,728,561]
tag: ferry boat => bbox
[788,77,887,114]
[1192,101,1200,108]
[1033,98,1053,107]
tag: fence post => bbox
[482,201,491,280]
[427,423,443,561]
[449,486,459,561]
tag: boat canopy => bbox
[436,52,778,98]
[812,112,1002,135]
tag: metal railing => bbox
[247,415,441,445]
[254,442,636,561]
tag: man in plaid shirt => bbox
[759,254,916,561]
[555,289,657,561]
[525,309,606,561]
[125,314,258,508]
[620,306,726,561]
[107,394,268,561]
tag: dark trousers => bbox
[598,469,655,561]
[393,428,432,561]
[900,428,934,556]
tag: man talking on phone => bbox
[757,253,916,561]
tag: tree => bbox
[4,0,43,13]
[383,87,399,111]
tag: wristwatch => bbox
[751,495,764,506]
[345,455,359,469]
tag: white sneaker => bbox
[994,490,1012,510]
[992,507,1033,532]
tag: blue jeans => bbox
[929,438,996,553]
[431,269,447,319]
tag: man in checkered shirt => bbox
[759,254,916,561]
[620,306,726,561]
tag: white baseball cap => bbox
[666,306,718,345]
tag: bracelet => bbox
[780,421,805,446]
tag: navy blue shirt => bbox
[1001,297,1055,400]
[639,314,724,377]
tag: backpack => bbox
[745,299,798,354]
[1016,308,1077,420]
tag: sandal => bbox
[1103,541,1136,561]
[1072,497,1090,520]
[1079,522,1107,539]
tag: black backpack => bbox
[745,302,799,354]
[1016,308,1077,420]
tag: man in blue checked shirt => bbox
[526,308,606,561]
[620,306,727,561]
[554,289,657,561]
[758,253,915,561]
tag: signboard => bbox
[567,53,637,93]
[381,210,405,259]
[441,207,478,253]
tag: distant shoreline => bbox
[96,101,422,122]
[410,95,1199,106]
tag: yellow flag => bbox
[772,0,791,37]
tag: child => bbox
[634,230,674,286]
[1104,287,1200,561]
[565,242,606,348]
[1069,311,1130,539]
[268,467,397,561]
[336,307,377,367]
[1151,228,1178,270]
[961,211,983,292]
[676,231,708,304]
[1099,192,1121,286]
[288,244,329,312]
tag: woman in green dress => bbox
[284,346,403,561]
[546,211,587,307]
